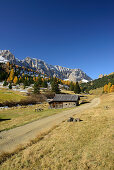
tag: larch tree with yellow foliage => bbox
[108,82,111,93]
[110,85,114,92]
[103,84,108,93]
[8,69,14,82]
[13,76,18,84]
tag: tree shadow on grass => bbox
[0,118,11,122]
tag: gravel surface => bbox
[0,98,100,154]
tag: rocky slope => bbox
[0,50,92,82]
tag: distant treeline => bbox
[81,74,114,92]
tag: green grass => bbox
[0,88,26,103]
[0,103,75,132]
[0,93,113,170]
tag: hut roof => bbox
[49,94,80,103]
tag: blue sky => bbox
[0,0,114,79]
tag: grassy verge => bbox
[0,103,76,132]
[0,93,113,169]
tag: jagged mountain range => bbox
[0,50,92,82]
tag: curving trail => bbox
[0,98,100,154]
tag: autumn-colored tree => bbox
[33,77,36,82]
[110,85,114,92]
[36,77,38,82]
[13,76,18,84]
[108,82,111,93]
[19,76,22,81]
[103,84,108,93]
[7,77,10,83]
[8,69,14,82]
[7,62,10,67]
[15,65,19,68]
[22,73,24,77]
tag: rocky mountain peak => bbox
[0,50,92,82]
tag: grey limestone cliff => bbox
[0,50,92,82]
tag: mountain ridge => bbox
[0,50,92,82]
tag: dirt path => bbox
[0,98,100,154]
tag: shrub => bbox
[0,94,47,107]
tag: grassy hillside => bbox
[0,88,26,103]
[81,73,114,91]
[89,87,103,95]
[0,93,113,169]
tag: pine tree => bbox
[23,79,29,88]
[70,81,74,91]
[9,83,12,89]
[38,76,42,86]
[42,80,48,88]
[3,80,8,86]
[51,78,60,94]
[34,81,40,94]
[74,82,81,94]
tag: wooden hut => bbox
[49,94,80,109]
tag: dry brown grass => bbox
[0,125,58,165]
[0,93,114,170]
[89,87,103,96]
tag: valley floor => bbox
[0,93,113,169]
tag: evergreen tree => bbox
[9,83,12,89]
[74,82,81,94]
[42,80,48,88]
[70,81,74,91]
[51,78,60,94]
[34,81,40,94]
[3,80,8,86]
[23,79,29,88]
[38,76,42,86]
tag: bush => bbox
[0,94,47,107]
